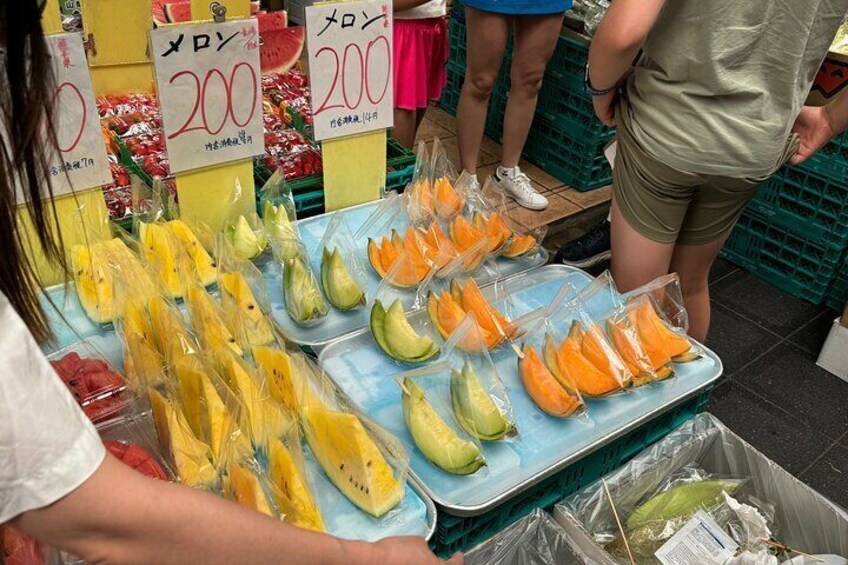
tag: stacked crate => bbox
[441,9,613,191]
[721,133,848,306]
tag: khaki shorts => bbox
[612,99,800,246]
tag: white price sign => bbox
[44,33,112,198]
[150,20,264,174]
[305,0,393,141]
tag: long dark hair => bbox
[1,0,66,344]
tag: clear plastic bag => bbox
[298,367,409,519]
[370,276,441,364]
[555,413,848,565]
[217,239,280,347]
[624,273,688,332]
[577,272,663,385]
[318,213,368,312]
[465,508,594,565]
[623,294,703,367]
[512,315,587,419]
[223,178,269,262]
[396,361,487,475]
[404,141,435,226]
[423,272,520,351]
[280,239,329,327]
[112,290,167,393]
[258,170,301,262]
[442,315,516,440]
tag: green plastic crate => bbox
[720,209,844,305]
[386,136,416,170]
[800,130,848,182]
[748,165,848,249]
[522,113,614,191]
[544,30,590,91]
[429,388,712,557]
[535,73,612,139]
[448,16,467,68]
[440,62,464,116]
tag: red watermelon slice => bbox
[2,527,44,565]
[105,440,169,481]
[257,10,288,33]
[261,26,304,74]
[163,1,192,24]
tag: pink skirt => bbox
[393,17,449,110]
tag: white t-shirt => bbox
[395,0,447,20]
[0,291,105,524]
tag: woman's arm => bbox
[14,455,457,565]
[587,0,667,126]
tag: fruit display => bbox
[225,215,268,261]
[427,278,519,351]
[51,352,128,424]
[148,388,217,488]
[367,228,434,287]
[121,300,166,391]
[253,346,321,414]
[606,318,671,384]
[104,440,169,480]
[320,248,366,311]
[257,12,304,75]
[262,200,299,261]
[261,127,322,181]
[450,363,514,441]
[542,324,627,398]
[627,300,701,363]
[517,346,583,418]
[267,435,325,531]
[370,299,439,364]
[401,378,486,475]
[71,237,157,325]
[219,271,276,347]
[139,221,207,298]
[262,68,314,127]
[282,255,328,326]
[301,405,405,518]
[225,461,276,517]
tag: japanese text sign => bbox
[43,33,112,198]
[150,20,264,174]
[305,0,393,141]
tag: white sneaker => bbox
[492,166,549,211]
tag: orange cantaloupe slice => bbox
[519,347,580,418]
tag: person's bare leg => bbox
[502,13,563,167]
[610,196,676,292]
[456,8,510,173]
[668,229,733,343]
[393,108,418,149]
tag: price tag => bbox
[42,33,112,198]
[150,19,264,174]
[306,0,393,141]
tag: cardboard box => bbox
[807,50,848,106]
[817,317,848,382]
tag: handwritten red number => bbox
[54,81,86,153]
[168,70,203,140]
[202,68,229,135]
[342,43,364,110]
[314,33,391,116]
[230,62,258,127]
[365,35,390,105]
[314,47,344,115]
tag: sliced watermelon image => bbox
[153,0,191,25]
[105,440,170,481]
[261,26,304,74]
[257,9,288,33]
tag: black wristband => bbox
[584,64,616,96]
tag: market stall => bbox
[8,1,848,564]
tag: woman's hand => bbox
[790,105,836,165]
[594,90,618,127]
[373,537,463,564]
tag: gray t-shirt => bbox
[626,0,848,177]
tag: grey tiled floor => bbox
[705,259,848,509]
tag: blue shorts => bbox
[463,0,570,15]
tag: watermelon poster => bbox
[305,0,394,141]
[41,33,112,200]
[149,19,265,174]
